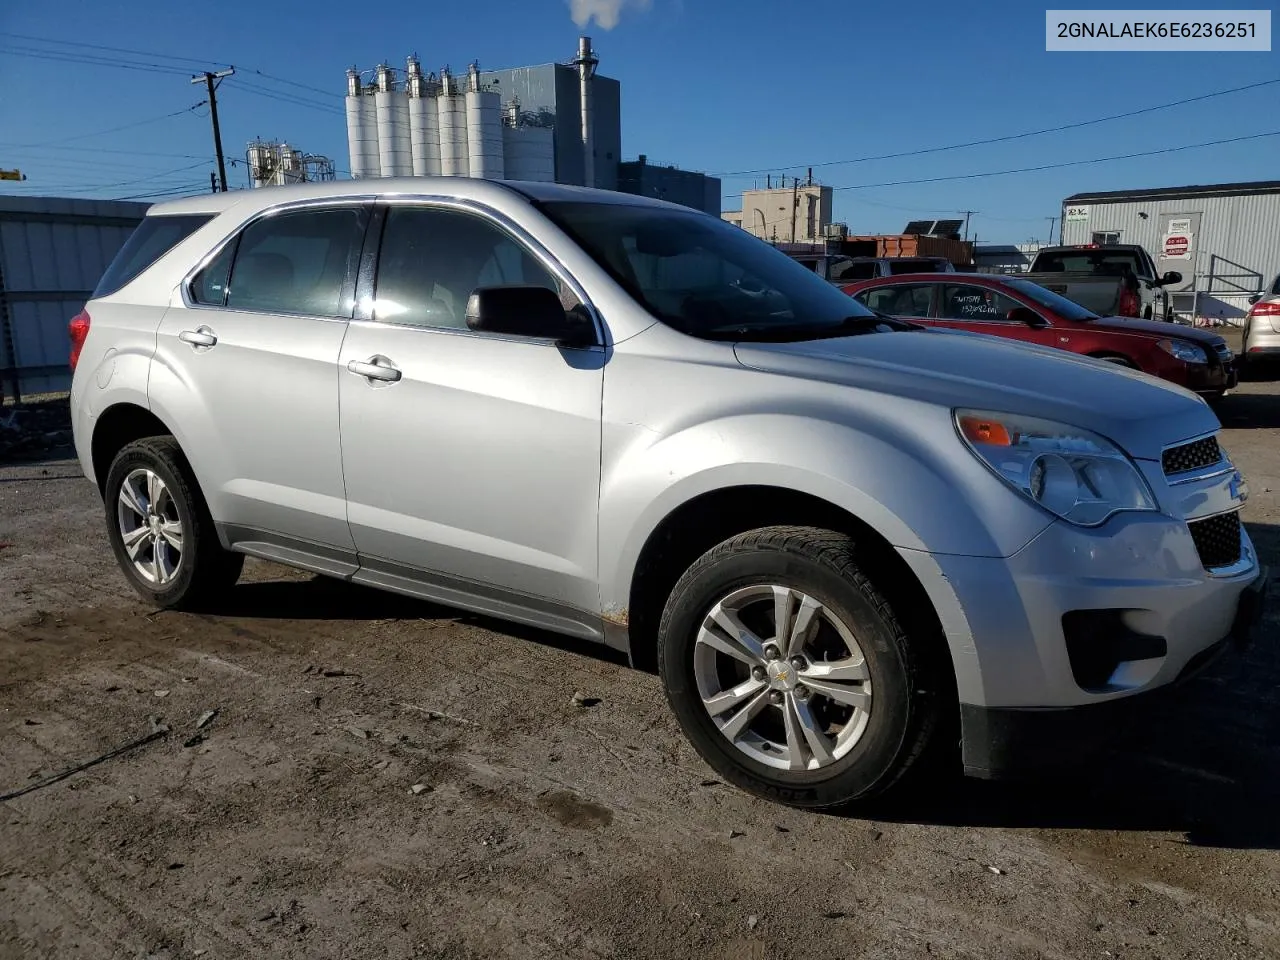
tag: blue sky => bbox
[0,0,1276,243]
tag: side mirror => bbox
[465,285,593,347]
[1248,292,1263,305]
[1008,305,1049,328]
[1160,271,1182,286]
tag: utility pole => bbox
[1046,216,1058,246]
[192,67,235,192]
[790,176,799,244]
[210,172,218,194]
[960,209,977,242]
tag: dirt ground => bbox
[2,377,1279,960]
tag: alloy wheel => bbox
[116,467,184,586]
[693,584,873,772]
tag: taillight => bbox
[1117,285,1140,317]
[68,309,91,371]
[1248,301,1280,317]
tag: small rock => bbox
[409,783,431,795]
[822,911,846,919]
[193,951,207,957]
[128,795,139,804]
[182,734,205,749]
[699,779,719,787]
[871,830,883,841]
[167,862,184,870]
[23,718,40,726]
[195,709,218,729]
[774,825,790,833]
[154,690,170,698]
[570,690,601,708]
[302,665,315,674]
[322,668,351,678]
[986,865,1004,875]
[374,760,390,770]
[346,725,370,740]
[747,914,758,930]
[257,910,277,922]
[729,830,745,839]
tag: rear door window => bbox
[224,206,368,317]
[860,283,934,317]
[93,214,212,297]
[941,284,1021,322]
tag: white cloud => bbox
[567,0,652,30]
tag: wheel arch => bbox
[91,402,178,496]
[621,483,952,695]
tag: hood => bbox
[733,329,1220,462]
[1085,315,1227,346]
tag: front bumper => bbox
[960,563,1268,778]
[1184,359,1237,394]
[899,510,1264,778]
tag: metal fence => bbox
[0,195,148,402]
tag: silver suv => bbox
[70,179,1267,808]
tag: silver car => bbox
[69,179,1268,809]
[1243,273,1280,367]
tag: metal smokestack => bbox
[573,36,598,189]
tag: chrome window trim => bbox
[370,194,606,347]
[178,196,377,321]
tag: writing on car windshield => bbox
[535,200,896,341]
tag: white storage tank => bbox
[405,56,441,177]
[374,63,412,177]
[345,68,379,178]
[436,67,469,177]
[503,125,555,183]
[464,63,504,180]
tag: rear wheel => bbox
[657,526,942,809]
[103,437,242,609]
[1095,354,1137,369]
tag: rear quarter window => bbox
[92,214,212,298]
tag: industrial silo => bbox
[345,68,379,178]
[502,102,555,182]
[374,64,412,177]
[464,63,504,180]
[436,67,469,177]
[406,56,441,177]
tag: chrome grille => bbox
[1163,436,1222,476]
[1188,511,1242,569]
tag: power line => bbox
[0,46,194,77]
[223,78,345,116]
[111,182,217,201]
[9,102,206,149]
[714,77,1280,179]
[0,31,232,69]
[819,130,1280,195]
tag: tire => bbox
[103,436,243,610]
[657,525,942,810]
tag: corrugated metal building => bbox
[1060,181,1280,324]
[0,195,148,400]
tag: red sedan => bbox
[841,273,1238,400]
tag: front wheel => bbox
[103,437,243,610]
[657,526,942,809]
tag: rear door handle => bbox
[179,327,217,348]
[347,357,402,383]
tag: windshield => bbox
[1006,278,1099,320]
[535,200,886,341]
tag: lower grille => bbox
[1163,435,1222,476]
[1188,511,1242,569]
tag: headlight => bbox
[955,410,1157,527]
[1157,339,1207,364]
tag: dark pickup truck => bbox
[1022,243,1181,321]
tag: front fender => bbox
[598,409,1053,612]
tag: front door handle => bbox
[179,327,217,348]
[347,356,402,383]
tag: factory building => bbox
[344,37,619,188]
[246,140,336,189]
[1060,180,1280,323]
[616,156,721,216]
[723,182,834,244]
[342,36,719,213]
